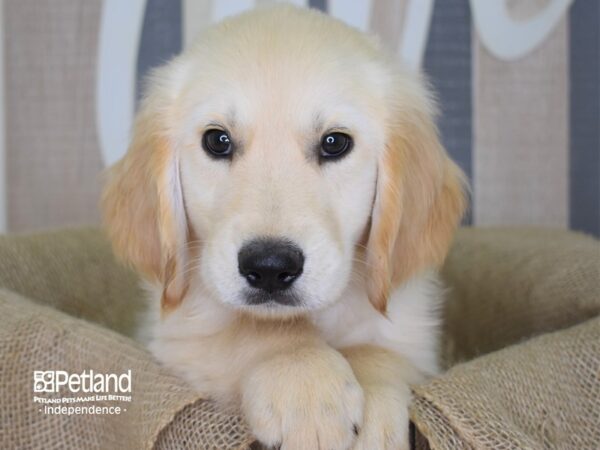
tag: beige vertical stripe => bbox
[473,16,569,227]
[183,0,213,47]
[5,0,104,232]
[507,0,551,20]
[370,0,408,52]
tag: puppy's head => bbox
[102,6,466,318]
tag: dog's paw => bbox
[242,346,364,450]
[351,385,411,450]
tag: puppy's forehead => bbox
[178,9,389,128]
[204,76,371,133]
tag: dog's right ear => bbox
[102,99,189,313]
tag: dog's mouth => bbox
[243,289,303,308]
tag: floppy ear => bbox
[366,79,467,314]
[102,101,189,312]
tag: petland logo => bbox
[33,370,132,415]
[33,370,132,393]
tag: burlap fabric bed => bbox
[0,228,598,449]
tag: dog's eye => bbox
[320,132,353,160]
[202,129,233,158]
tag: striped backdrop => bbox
[2,0,598,236]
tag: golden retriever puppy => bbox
[103,5,466,449]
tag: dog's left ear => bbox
[366,76,467,314]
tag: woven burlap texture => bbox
[409,227,600,449]
[0,227,598,449]
[441,228,600,366]
[0,229,253,450]
[411,316,600,449]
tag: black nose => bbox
[238,238,304,293]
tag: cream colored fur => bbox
[103,6,466,449]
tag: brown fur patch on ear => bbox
[161,256,190,313]
[102,109,189,311]
[366,110,467,314]
[365,142,404,314]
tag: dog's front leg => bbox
[241,322,364,450]
[341,345,423,450]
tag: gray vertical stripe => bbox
[309,0,327,12]
[423,0,472,223]
[136,0,183,103]
[569,0,600,236]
